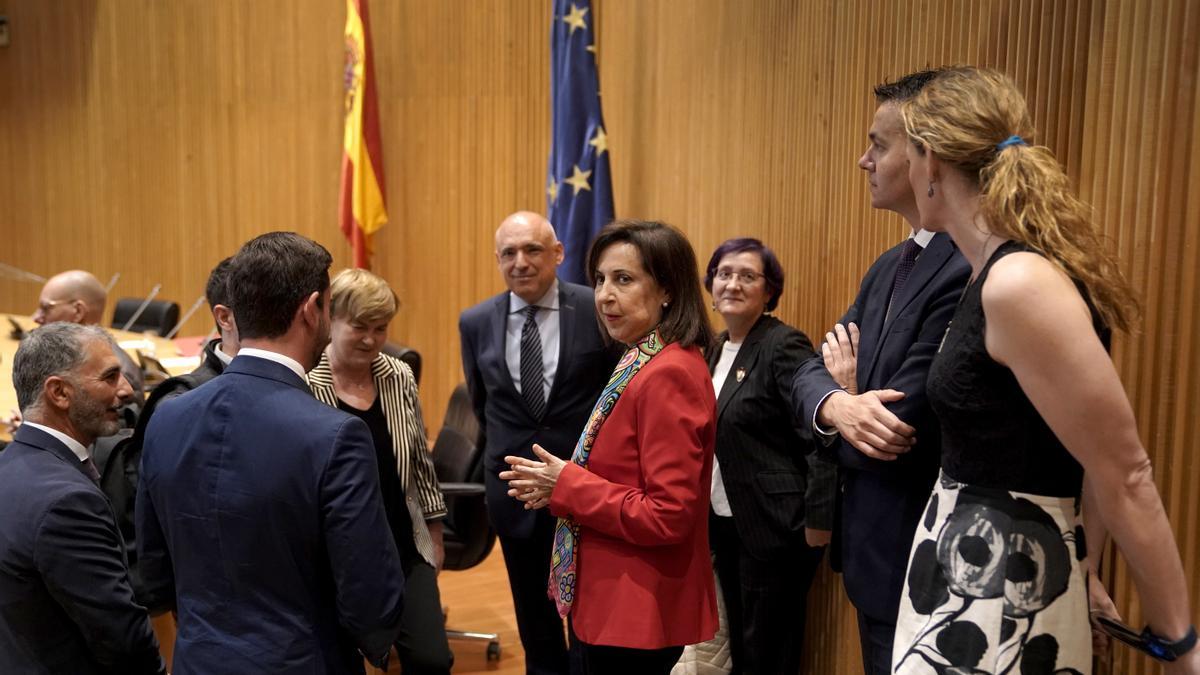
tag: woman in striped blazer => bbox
[307,268,452,675]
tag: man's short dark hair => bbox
[13,323,113,412]
[227,232,332,340]
[874,69,944,103]
[586,220,713,351]
[205,257,235,309]
[703,237,786,312]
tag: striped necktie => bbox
[520,305,546,419]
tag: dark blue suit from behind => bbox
[0,424,164,674]
[137,355,405,674]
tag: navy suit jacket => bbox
[137,355,405,674]
[0,425,164,674]
[459,281,619,539]
[792,232,969,622]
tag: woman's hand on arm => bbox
[500,444,566,510]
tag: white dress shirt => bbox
[237,347,306,380]
[213,343,235,367]
[23,421,90,462]
[505,281,561,402]
[709,340,741,517]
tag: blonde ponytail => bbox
[904,67,1138,332]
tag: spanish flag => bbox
[339,0,386,269]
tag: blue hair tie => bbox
[997,135,1026,150]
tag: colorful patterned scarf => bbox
[548,329,666,618]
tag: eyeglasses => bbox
[35,299,71,314]
[714,269,762,284]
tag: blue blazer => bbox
[0,425,164,674]
[137,355,405,674]
[459,281,619,539]
[792,233,969,622]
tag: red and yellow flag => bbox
[339,0,386,269]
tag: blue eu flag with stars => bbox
[547,0,614,285]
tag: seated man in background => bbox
[104,256,240,605]
[0,322,164,674]
[7,270,145,435]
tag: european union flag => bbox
[547,0,614,285]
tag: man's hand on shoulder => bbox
[817,390,916,460]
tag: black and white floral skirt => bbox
[892,471,1091,674]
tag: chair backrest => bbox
[381,342,421,385]
[431,407,495,570]
[111,298,180,337]
[442,383,481,449]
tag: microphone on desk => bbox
[165,295,206,340]
[0,262,46,284]
[119,284,162,333]
[104,272,120,293]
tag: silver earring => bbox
[927,182,935,198]
[662,302,669,308]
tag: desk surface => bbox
[1,315,200,440]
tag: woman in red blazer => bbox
[502,219,718,674]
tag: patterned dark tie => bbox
[520,305,546,419]
[889,238,922,314]
[81,457,101,483]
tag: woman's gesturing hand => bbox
[501,444,567,510]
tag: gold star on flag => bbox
[588,127,608,157]
[562,4,588,35]
[563,164,592,194]
[547,178,560,202]
[586,44,596,54]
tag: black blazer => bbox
[709,315,836,560]
[791,232,969,621]
[0,425,164,674]
[103,338,228,604]
[459,281,620,539]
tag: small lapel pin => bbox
[735,368,746,382]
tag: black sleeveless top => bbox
[927,241,1106,498]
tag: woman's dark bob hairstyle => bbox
[586,219,713,351]
[703,237,786,312]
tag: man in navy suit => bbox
[459,211,618,675]
[792,70,970,675]
[0,322,164,674]
[137,232,405,674]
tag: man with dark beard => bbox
[0,322,165,673]
[137,232,406,673]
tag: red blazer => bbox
[549,342,718,649]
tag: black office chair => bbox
[381,342,422,385]
[111,298,180,337]
[431,399,500,662]
[441,381,481,449]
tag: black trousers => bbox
[856,610,897,675]
[498,512,570,675]
[709,512,825,675]
[394,559,454,674]
[568,624,681,675]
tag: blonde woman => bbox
[890,67,1197,673]
[307,269,452,674]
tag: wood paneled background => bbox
[1,1,1196,672]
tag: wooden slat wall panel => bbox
[0,2,1196,672]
